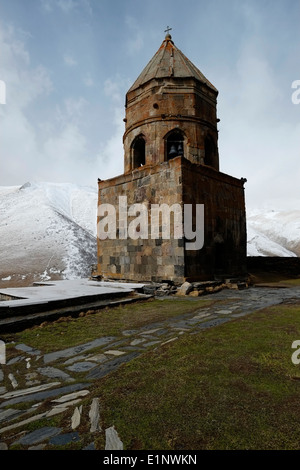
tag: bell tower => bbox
[95,33,247,284]
[123,32,219,173]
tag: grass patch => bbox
[90,303,300,450]
[4,298,214,353]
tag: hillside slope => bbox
[0,182,97,287]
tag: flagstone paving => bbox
[1,285,300,450]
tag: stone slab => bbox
[105,426,123,450]
[52,390,90,404]
[104,350,126,356]
[6,356,25,365]
[0,382,61,400]
[89,398,101,433]
[43,337,116,364]
[67,362,97,373]
[0,383,90,408]
[49,432,80,446]
[88,353,107,363]
[37,367,73,381]
[0,408,24,424]
[87,352,141,380]
[15,344,41,356]
[14,426,62,446]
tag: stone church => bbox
[94,32,247,284]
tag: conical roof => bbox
[128,34,218,94]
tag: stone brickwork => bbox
[181,159,247,280]
[97,158,185,283]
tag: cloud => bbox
[217,30,300,211]
[63,54,78,67]
[125,16,144,56]
[83,74,94,87]
[40,0,92,15]
[57,0,77,13]
[0,23,95,186]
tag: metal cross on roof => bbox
[164,26,172,35]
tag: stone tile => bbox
[83,442,95,450]
[0,442,8,450]
[52,390,90,404]
[49,432,80,446]
[104,350,126,357]
[0,382,61,400]
[47,399,83,417]
[14,426,62,446]
[139,328,163,336]
[130,338,146,346]
[0,412,49,434]
[161,337,178,346]
[105,426,123,450]
[43,336,116,364]
[87,352,141,380]
[67,361,97,373]
[0,408,25,424]
[88,354,107,363]
[122,329,139,336]
[89,398,101,433]
[8,374,18,389]
[0,383,90,408]
[64,354,89,365]
[0,387,6,395]
[37,367,73,381]
[15,344,41,356]
[71,406,82,430]
[0,370,3,382]
[6,356,25,365]
[142,341,161,348]
[28,444,47,450]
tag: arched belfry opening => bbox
[166,130,184,161]
[131,135,146,169]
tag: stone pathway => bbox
[1,285,300,450]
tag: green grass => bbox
[89,303,300,450]
[5,298,214,353]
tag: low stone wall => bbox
[247,257,300,277]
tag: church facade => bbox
[94,33,247,284]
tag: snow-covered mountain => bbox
[247,209,300,257]
[0,182,299,287]
[0,182,98,287]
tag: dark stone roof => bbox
[128,34,218,94]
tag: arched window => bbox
[204,135,215,167]
[132,135,146,169]
[166,130,184,161]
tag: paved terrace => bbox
[0,279,147,332]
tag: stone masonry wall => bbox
[97,157,185,283]
[181,159,247,280]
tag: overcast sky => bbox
[0,0,299,211]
